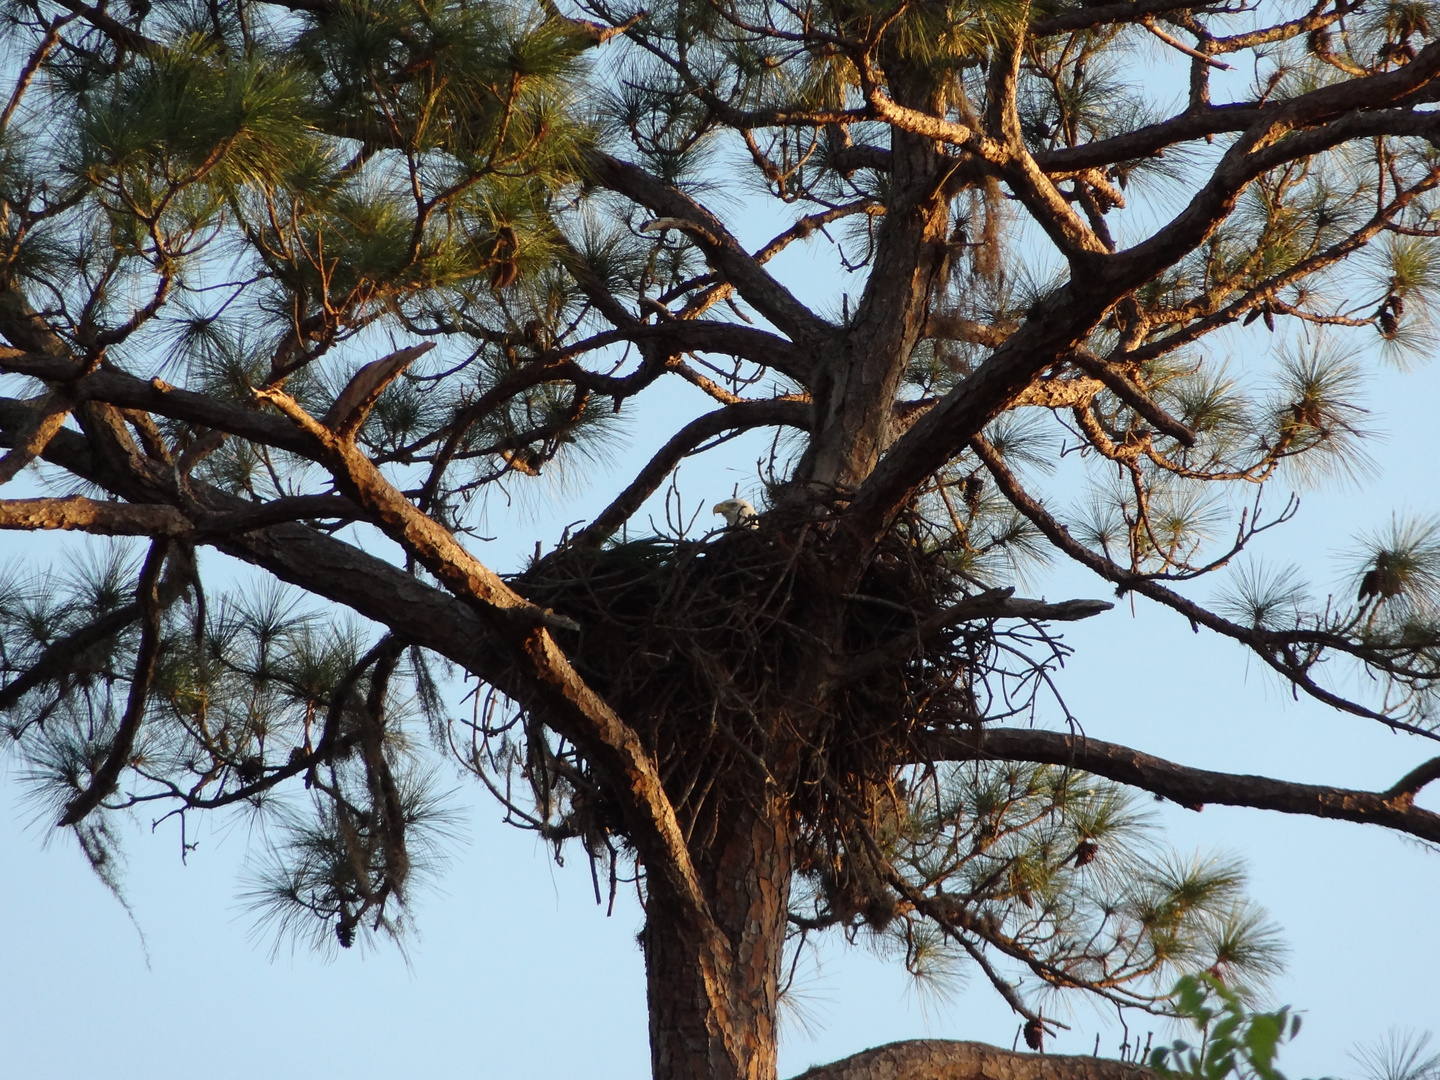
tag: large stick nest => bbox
[514,518,1056,884]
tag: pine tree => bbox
[2,1,1440,1079]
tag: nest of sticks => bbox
[511,516,1054,915]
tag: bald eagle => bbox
[713,498,759,528]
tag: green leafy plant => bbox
[1151,975,1305,1080]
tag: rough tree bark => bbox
[797,85,956,495]
[790,1043,1152,1080]
[647,799,793,1080]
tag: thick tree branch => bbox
[1033,106,1264,174]
[985,39,1110,262]
[1033,54,1438,176]
[0,495,192,535]
[838,89,1440,568]
[0,390,74,484]
[925,727,1440,844]
[862,62,1105,261]
[828,143,892,176]
[1092,51,1440,296]
[924,313,1014,348]
[323,343,433,436]
[836,285,1106,569]
[1386,757,1440,804]
[1067,351,1197,447]
[1,350,314,454]
[789,1041,1149,1080]
[636,322,811,383]
[199,494,368,532]
[1030,0,1222,36]
[0,493,367,537]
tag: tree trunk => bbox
[645,795,793,1080]
[796,83,954,495]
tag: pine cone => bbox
[1023,1018,1044,1051]
[236,755,264,783]
[1358,567,1381,602]
[963,474,984,513]
[490,259,520,291]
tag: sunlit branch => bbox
[0,390,75,485]
[788,1040,1150,1080]
[0,496,191,536]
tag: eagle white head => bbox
[713,498,759,528]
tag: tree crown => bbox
[2,0,1440,1071]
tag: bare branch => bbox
[568,399,810,549]
[322,343,434,436]
[924,727,1440,845]
[58,539,169,826]
[845,589,1113,682]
